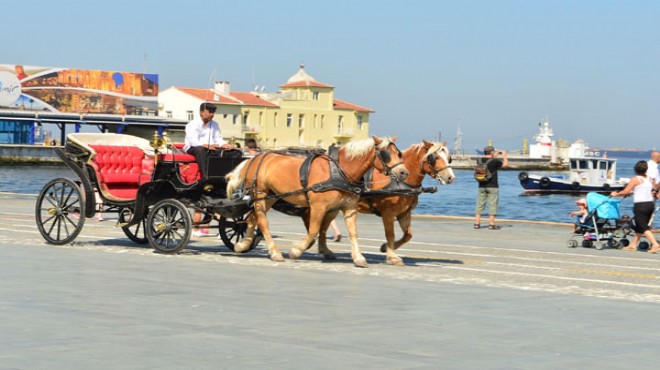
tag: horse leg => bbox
[317,211,338,260]
[343,208,368,268]
[289,207,325,260]
[233,211,256,253]
[241,199,283,262]
[378,212,404,266]
[393,212,413,251]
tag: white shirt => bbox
[646,159,660,185]
[183,117,225,152]
[633,175,655,203]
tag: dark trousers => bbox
[186,146,210,178]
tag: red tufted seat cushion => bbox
[89,145,153,200]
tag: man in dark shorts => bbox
[474,145,508,230]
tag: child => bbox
[569,198,588,232]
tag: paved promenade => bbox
[1,192,660,369]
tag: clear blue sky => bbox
[4,0,659,151]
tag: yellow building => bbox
[158,65,373,148]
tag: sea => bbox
[2,157,658,227]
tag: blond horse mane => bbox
[225,159,249,197]
[343,137,391,159]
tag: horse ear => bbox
[441,141,448,146]
[390,135,398,142]
[372,135,383,145]
[422,139,433,148]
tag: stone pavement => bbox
[2,192,660,369]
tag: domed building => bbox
[159,65,374,149]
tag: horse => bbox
[225,135,409,267]
[314,140,455,266]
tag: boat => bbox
[518,156,628,193]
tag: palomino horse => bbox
[315,140,455,266]
[225,136,408,267]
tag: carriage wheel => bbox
[218,214,262,253]
[35,178,86,245]
[146,199,191,254]
[119,207,149,244]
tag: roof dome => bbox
[286,63,316,84]
[280,64,333,88]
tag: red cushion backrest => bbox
[89,145,146,180]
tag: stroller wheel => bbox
[595,242,604,250]
[567,240,578,248]
[638,241,650,251]
[607,239,621,249]
[582,240,593,248]
[620,238,630,247]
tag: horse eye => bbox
[448,155,453,164]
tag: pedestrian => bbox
[569,198,588,232]
[611,160,660,253]
[646,151,660,190]
[244,138,261,156]
[474,145,508,230]
[328,219,342,242]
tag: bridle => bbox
[374,141,406,176]
[422,146,452,179]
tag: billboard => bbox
[0,64,158,115]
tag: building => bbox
[159,65,374,148]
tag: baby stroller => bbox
[567,192,632,250]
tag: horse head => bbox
[372,135,409,182]
[421,140,455,184]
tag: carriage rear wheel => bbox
[218,213,262,252]
[35,178,86,245]
[146,199,192,254]
[119,207,149,244]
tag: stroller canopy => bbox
[586,192,621,219]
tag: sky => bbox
[4,0,660,151]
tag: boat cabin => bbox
[569,157,617,185]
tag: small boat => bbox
[518,157,628,193]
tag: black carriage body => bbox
[37,133,255,251]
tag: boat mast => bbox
[454,123,463,154]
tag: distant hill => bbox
[592,148,652,159]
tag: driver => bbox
[183,102,233,178]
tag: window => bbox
[356,115,363,130]
[243,113,249,125]
[313,91,319,100]
[274,112,278,127]
[338,115,344,133]
[320,115,324,129]
[286,113,293,128]
[186,110,194,120]
[259,112,263,126]
[298,114,304,128]
[166,111,172,118]
[233,114,238,125]
[313,114,318,129]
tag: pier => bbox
[3,192,660,368]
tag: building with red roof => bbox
[159,65,373,148]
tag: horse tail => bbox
[226,159,249,197]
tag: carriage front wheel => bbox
[35,178,86,245]
[218,213,262,253]
[146,199,192,254]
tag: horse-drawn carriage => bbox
[35,132,259,253]
[36,132,455,267]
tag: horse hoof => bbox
[386,258,405,266]
[322,252,337,260]
[379,243,387,253]
[270,252,285,262]
[353,258,368,268]
[289,247,302,260]
[234,241,250,253]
